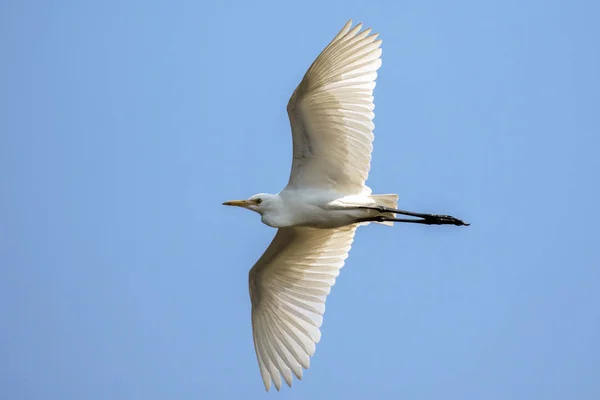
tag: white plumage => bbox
[249,225,357,390]
[223,19,469,391]
[286,20,381,193]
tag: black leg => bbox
[358,206,470,226]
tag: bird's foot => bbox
[423,214,470,226]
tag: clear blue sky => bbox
[1,0,599,398]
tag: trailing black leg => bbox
[358,206,470,226]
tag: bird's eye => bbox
[255,198,263,205]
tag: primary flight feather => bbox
[223,19,469,391]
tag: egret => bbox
[223,20,469,391]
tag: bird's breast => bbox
[287,205,366,229]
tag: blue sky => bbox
[1,0,599,398]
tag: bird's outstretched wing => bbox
[286,20,382,194]
[249,225,357,391]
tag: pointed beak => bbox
[222,199,253,208]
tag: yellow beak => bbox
[222,199,255,208]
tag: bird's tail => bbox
[369,194,399,226]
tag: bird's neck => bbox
[260,194,291,228]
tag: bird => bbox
[223,19,469,391]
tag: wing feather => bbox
[249,225,357,391]
[286,20,382,193]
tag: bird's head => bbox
[222,193,278,215]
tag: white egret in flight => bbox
[223,20,469,391]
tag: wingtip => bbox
[263,377,271,392]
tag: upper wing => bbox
[286,20,382,194]
[248,225,357,391]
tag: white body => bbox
[259,188,393,229]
